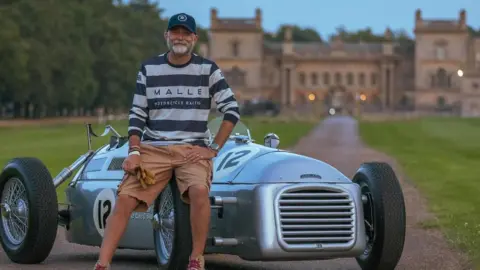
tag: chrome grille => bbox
[275,185,355,251]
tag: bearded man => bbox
[93,13,240,270]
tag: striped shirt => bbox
[128,53,240,146]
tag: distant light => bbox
[308,93,316,101]
[360,94,367,101]
[457,69,464,77]
[329,108,336,115]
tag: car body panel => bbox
[61,120,367,261]
[64,180,366,260]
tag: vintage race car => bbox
[0,116,406,269]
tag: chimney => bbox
[255,8,262,28]
[382,28,394,55]
[384,27,393,41]
[284,25,292,42]
[415,9,422,27]
[459,9,466,29]
[210,8,218,29]
[282,25,293,55]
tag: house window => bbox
[358,73,365,87]
[298,72,305,85]
[435,46,446,60]
[437,96,446,107]
[323,72,330,85]
[334,72,342,84]
[346,72,354,85]
[311,73,318,85]
[224,66,246,86]
[371,73,377,86]
[435,68,449,88]
[473,82,479,90]
[231,41,239,57]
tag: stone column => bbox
[388,63,395,108]
[289,67,296,106]
[281,64,296,107]
[281,68,289,106]
[380,62,388,109]
[380,62,395,109]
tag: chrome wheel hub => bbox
[1,177,29,246]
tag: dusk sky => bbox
[159,0,479,39]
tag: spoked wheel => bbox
[1,177,29,248]
[153,179,192,270]
[0,157,58,264]
[352,162,406,270]
[359,181,375,258]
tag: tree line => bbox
[0,1,478,119]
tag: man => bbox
[94,12,240,270]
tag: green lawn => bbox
[358,117,480,266]
[0,116,318,202]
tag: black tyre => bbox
[352,162,406,270]
[153,179,192,270]
[0,157,58,264]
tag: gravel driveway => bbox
[0,116,471,269]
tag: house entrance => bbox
[324,86,355,114]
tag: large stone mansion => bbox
[198,8,480,116]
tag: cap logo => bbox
[178,14,187,22]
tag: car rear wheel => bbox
[352,162,406,270]
[153,179,192,270]
[0,157,58,264]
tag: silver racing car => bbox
[0,116,406,269]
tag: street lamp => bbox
[355,93,366,117]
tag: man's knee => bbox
[111,194,139,218]
[186,185,210,206]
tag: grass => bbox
[358,117,480,266]
[0,116,318,203]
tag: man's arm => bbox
[208,62,240,149]
[128,64,149,151]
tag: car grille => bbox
[108,157,125,171]
[275,185,356,251]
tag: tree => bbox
[264,25,323,42]
[0,0,169,118]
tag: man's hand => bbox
[123,135,142,174]
[122,154,141,174]
[185,145,217,163]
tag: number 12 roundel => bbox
[213,146,260,179]
[93,188,116,237]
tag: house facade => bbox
[200,8,480,116]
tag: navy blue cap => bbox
[168,13,197,34]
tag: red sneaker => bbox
[187,256,205,270]
[93,261,110,270]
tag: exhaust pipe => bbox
[210,196,237,208]
[212,237,239,246]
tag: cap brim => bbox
[168,24,195,34]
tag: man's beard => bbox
[167,40,193,56]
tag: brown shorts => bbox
[117,143,213,212]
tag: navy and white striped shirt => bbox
[128,53,240,146]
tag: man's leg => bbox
[172,145,213,269]
[97,193,139,266]
[96,144,174,267]
[187,185,211,258]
